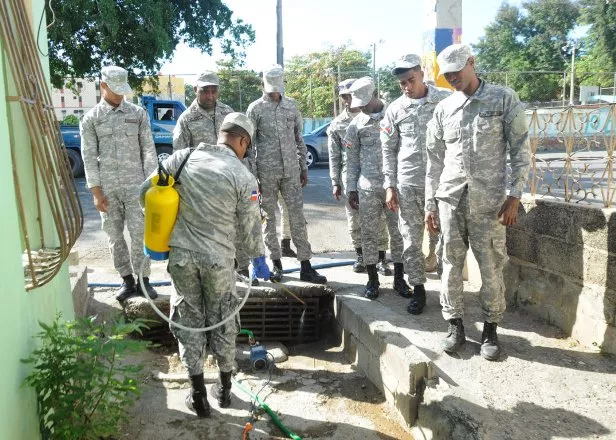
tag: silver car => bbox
[302,122,330,169]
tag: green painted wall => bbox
[0,1,76,438]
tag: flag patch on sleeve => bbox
[380,122,393,137]
[343,139,352,149]
[251,190,259,202]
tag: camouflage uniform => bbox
[171,98,250,268]
[81,98,157,278]
[345,104,404,266]
[425,79,530,323]
[381,85,451,285]
[143,143,263,375]
[329,108,388,250]
[246,94,313,261]
[172,100,234,151]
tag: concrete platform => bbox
[317,252,615,440]
[85,253,616,439]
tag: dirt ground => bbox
[115,331,412,440]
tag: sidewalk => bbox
[315,252,615,440]
[85,253,615,439]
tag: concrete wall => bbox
[505,197,616,354]
[0,2,76,439]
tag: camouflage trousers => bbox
[358,189,403,265]
[398,185,427,285]
[100,186,150,278]
[278,196,291,240]
[167,247,240,376]
[439,190,507,323]
[260,174,312,261]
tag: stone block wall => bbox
[505,197,616,354]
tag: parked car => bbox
[59,96,186,177]
[302,122,330,169]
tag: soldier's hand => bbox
[498,196,521,226]
[300,170,308,187]
[425,211,440,235]
[348,191,359,210]
[386,187,399,212]
[92,187,108,213]
[333,185,342,200]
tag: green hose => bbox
[231,377,302,440]
[239,328,255,341]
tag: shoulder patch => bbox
[380,120,393,137]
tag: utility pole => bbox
[276,0,284,67]
[569,43,576,106]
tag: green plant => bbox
[22,315,152,440]
[61,114,80,126]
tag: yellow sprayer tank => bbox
[144,174,179,260]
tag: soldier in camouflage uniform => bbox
[246,65,326,284]
[381,54,451,313]
[344,77,407,299]
[81,66,158,302]
[172,71,256,281]
[328,78,390,274]
[173,71,234,151]
[141,113,270,417]
[425,44,530,360]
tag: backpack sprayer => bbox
[139,160,252,333]
[140,158,301,440]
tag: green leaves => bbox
[22,315,151,440]
[473,0,580,102]
[45,0,255,90]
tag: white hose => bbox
[138,255,252,333]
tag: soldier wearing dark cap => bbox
[425,44,530,360]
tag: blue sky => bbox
[160,0,531,76]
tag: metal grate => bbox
[239,293,333,344]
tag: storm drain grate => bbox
[239,293,333,343]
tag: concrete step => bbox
[319,253,616,440]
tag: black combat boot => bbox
[186,373,211,417]
[216,370,233,408]
[270,259,283,282]
[138,277,158,300]
[300,260,327,284]
[441,318,466,353]
[116,274,137,302]
[376,251,392,276]
[364,264,380,300]
[280,238,297,258]
[480,321,501,361]
[393,263,411,298]
[407,284,426,315]
[353,247,366,273]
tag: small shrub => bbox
[62,115,80,126]
[22,315,152,440]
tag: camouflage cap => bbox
[195,70,219,88]
[437,44,472,77]
[263,64,284,93]
[348,76,375,108]
[337,78,356,96]
[220,112,254,147]
[101,66,132,95]
[391,54,422,75]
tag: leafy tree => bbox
[577,0,616,87]
[473,0,579,102]
[184,84,196,107]
[216,59,262,112]
[377,65,402,103]
[284,46,371,117]
[61,114,80,126]
[46,0,255,90]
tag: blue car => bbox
[302,122,330,169]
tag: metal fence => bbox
[526,104,615,207]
